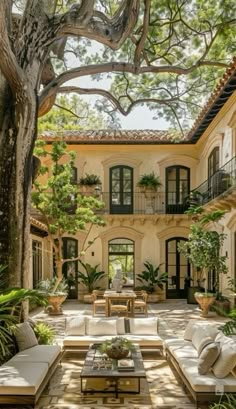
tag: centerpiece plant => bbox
[100,337,134,360]
[32,140,105,313]
[178,206,228,316]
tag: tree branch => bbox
[39,59,229,115]
[54,0,140,50]
[0,1,27,100]
[134,0,151,66]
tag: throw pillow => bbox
[198,342,220,375]
[15,322,38,351]
[66,316,86,336]
[212,342,236,378]
[86,318,117,336]
[129,317,159,335]
[192,327,213,355]
[184,321,219,342]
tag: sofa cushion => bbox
[125,334,163,346]
[165,339,198,360]
[179,357,236,393]
[198,342,220,375]
[64,335,117,347]
[66,316,86,336]
[129,317,158,335]
[86,318,117,336]
[15,322,38,351]
[9,345,61,368]
[184,320,219,342]
[212,342,236,378]
[0,362,48,395]
[192,327,213,355]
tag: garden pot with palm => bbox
[37,277,68,315]
[77,260,105,302]
[136,261,167,303]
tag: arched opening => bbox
[108,238,134,287]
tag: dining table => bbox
[103,290,137,317]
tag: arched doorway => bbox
[108,238,134,287]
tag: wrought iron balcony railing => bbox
[191,156,236,205]
[93,191,190,215]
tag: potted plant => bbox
[77,260,106,302]
[37,277,68,315]
[137,172,162,214]
[99,337,134,360]
[136,261,167,302]
[79,173,102,195]
[178,207,228,316]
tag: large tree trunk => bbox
[0,79,37,287]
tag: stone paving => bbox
[30,299,228,409]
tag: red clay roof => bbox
[40,129,188,144]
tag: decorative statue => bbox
[112,268,123,292]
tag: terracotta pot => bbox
[194,294,216,317]
[47,294,67,315]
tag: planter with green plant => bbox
[77,260,106,302]
[137,172,162,214]
[136,261,167,302]
[37,277,68,315]
[79,173,102,195]
[33,322,55,345]
[99,337,134,360]
[178,207,228,316]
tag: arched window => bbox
[110,166,133,214]
[166,166,190,213]
[108,238,134,287]
[166,237,190,298]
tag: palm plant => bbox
[77,260,106,293]
[0,287,47,363]
[137,262,168,293]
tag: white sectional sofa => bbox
[0,323,61,405]
[164,320,236,405]
[63,315,163,352]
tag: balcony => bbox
[95,192,189,215]
[191,156,236,207]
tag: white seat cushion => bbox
[129,317,159,335]
[63,335,116,347]
[86,318,117,336]
[66,316,86,336]
[179,357,236,393]
[0,362,48,395]
[9,345,61,368]
[125,334,163,346]
[166,339,198,360]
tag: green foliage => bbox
[79,173,102,186]
[33,322,55,345]
[210,394,236,408]
[99,337,134,354]
[37,277,68,296]
[137,262,167,293]
[178,207,228,292]
[32,140,105,283]
[77,260,106,293]
[38,95,120,132]
[0,288,47,364]
[137,172,162,190]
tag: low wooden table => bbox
[80,343,146,397]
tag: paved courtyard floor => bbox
[29,299,228,409]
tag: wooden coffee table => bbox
[80,343,146,397]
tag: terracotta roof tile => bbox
[40,129,188,144]
[187,57,236,141]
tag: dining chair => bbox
[92,290,106,315]
[133,290,148,316]
[110,300,129,317]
